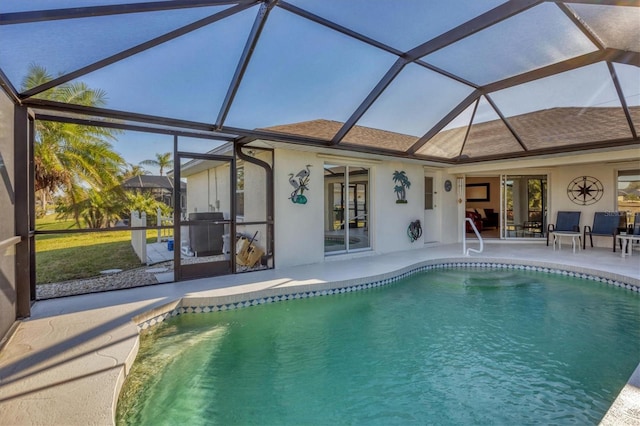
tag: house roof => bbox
[1,1,638,164]
[264,119,418,152]
[264,106,639,160]
[121,175,185,190]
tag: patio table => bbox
[550,231,582,253]
[616,234,640,258]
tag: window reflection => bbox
[324,163,370,254]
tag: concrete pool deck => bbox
[0,242,638,425]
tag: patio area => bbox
[0,241,638,425]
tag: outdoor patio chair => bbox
[546,211,581,246]
[583,211,627,252]
[629,212,640,246]
[628,212,640,235]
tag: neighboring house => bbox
[121,175,186,208]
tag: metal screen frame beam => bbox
[448,139,640,164]
[277,1,404,57]
[14,106,31,317]
[482,49,638,93]
[407,89,481,155]
[330,0,541,147]
[607,62,638,139]
[236,140,275,268]
[223,125,455,164]
[330,58,408,145]
[20,3,256,99]
[456,98,480,159]
[33,113,236,141]
[215,1,276,128]
[0,68,20,104]
[555,2,606,49]
[485,94,528,151]
[405,0,542,61]
[0,0,255,25]
[549,0,639,6]
[278,2,478,89]
[22,99,219,133]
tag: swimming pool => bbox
[117,268,640,425]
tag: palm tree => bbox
[121,163,150,180]
[140,152,173,176]
[23,64,125,225]
[126,192,171,226]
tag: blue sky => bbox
[1,1,638,168]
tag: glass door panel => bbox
[325,164,346,253]
[502,175,547,239]
[324,164,370,254]
[348,167,370,251]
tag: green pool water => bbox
[117,268,640,425]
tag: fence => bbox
[157,208,174,243]
[131,211,147,264]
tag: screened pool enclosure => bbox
[1,0,638,161]
[0,0,638,313]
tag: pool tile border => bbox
[135,260,639,332]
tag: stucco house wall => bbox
[184,169,212,215]
[186,143,637,268]
[453,149,638,248]
[433,171,460,245]
[373,160,425,254]
[273,149,431,268]
[549,164,620,248]
[274,149,324,268]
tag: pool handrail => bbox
[463,217,483,256]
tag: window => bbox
[618,169,640,225]
[424,176,434,210]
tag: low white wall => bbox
[130,211,147,264]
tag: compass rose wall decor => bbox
[567,176,604,205]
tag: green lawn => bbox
[36,215,157,284]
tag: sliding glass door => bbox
[324,164,370,254]
[501,175,547,239]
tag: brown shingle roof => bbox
[264,119,417,152]
[122,175,185,190]
[263,106,638,159]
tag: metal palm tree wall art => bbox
[289,165,311,204]
[393,170,411,204]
